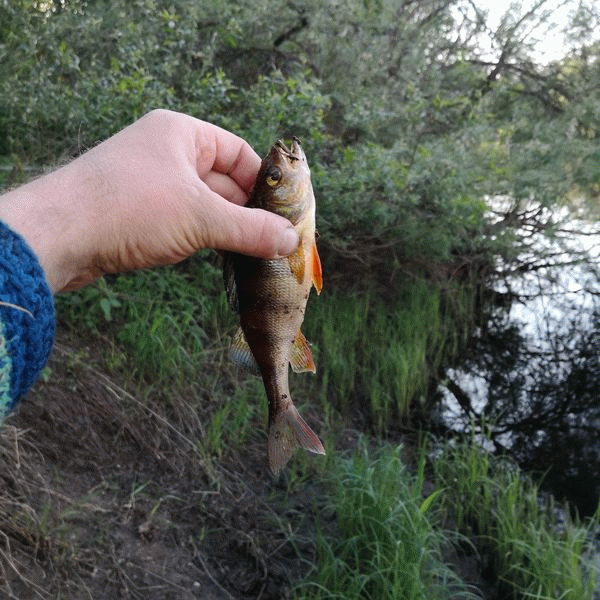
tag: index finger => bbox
[195,121,262,195]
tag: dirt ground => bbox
[0,328,331,600]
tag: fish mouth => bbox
[274,137,303,161]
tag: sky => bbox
[470,0,573,63]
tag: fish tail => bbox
[268,403,325,475]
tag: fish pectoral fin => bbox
[268,403,325,475]
[287,236,322,292]
[290,331,316,373]
[229,327,260,375]
[287,241,306,285]
[311,241,322,294]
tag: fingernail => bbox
[277,227,299,256]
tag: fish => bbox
[223,137,325,475]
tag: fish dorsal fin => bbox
[287,238,305,285]
[290,330,316,373]
[311,241,322,294]
[229,327,260,375]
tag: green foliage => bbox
[225,71,331,153]
[4,0,600,278]
[298,440,472,600]
[313,139,491,268]
[304,280,476,429]
[56,252,227,384]
[11,0,599,459]
[433,439,600,598]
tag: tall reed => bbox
[433,440,600,598]
[297,439,473,600]
[304,279,476,431]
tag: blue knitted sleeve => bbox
[0,221,55,424]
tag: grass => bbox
[55,243,479,424]
[296,440,474,600]
[55,255,477,439]
[304,279,476,431]
[296,436,600,600]
[55,253,233,385]
[433,438,600,599]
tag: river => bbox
[440,205,600,516]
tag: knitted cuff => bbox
[0,221,55,421]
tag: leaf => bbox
[419,488,444,514]
[99,298,113,322]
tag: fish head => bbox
[252,137,314,224]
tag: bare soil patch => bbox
[0,328,324,599]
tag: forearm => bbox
[0,156,103,293]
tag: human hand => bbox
[0,109,299,292]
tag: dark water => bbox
[440,216,600,517]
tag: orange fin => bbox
[290,331,316,373]
[311,241,322,294]
[287,241,305,285]
[229,327,260,375]
[268,403,325,475]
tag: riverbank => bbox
[1,319,597,599]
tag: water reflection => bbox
[440,218,600,516]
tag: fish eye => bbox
[266,168,282,187]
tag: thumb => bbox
[209,201,299,259]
